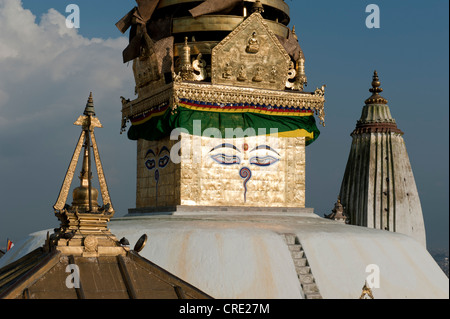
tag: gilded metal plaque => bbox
[136,133,306,209]
[212,12,291,91]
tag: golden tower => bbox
[117,0,326,213]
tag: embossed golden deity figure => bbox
[117,0,326,212]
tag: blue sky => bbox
[0,0,448,250]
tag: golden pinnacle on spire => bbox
[369,71,383,94]
[74,92,103,129]
[84,92,96,116]
[365,70,388,105]
[292,25,298,40]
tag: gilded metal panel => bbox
[211,13,291,91]
[136,134,305,208]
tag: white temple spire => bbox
[339,71,426,246]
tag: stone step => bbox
[305,293,322,300]
[302,283,320,294]
[290,250,304,259]
[287,244,301,252]
[294,258,307,267]
[284,233,297,245]
[295,266,311,275]
[299,274,315,285]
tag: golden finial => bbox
[84,92,95,116]
[365,70,388,105]
[369,71,383,94]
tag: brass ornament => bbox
[359,282,375,299]
[134,234,148,253]
[252,65,264,82]
[365,70,388,105]
[211,12,291,91]
[237,65,248,82]
[83,235,98,252]
[285,61,297,89]
[246,31,260,54]
[222,61,233,79]
[192,53,207,81]
[295,57,308,91]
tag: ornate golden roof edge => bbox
[121,82,326,126]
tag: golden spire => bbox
[365,71,388,105]
[54,92,113,215]
[51,92,117,253]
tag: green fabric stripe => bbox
[128,106,321,145]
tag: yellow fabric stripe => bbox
[178,103,314,117]
[273,129,315,139]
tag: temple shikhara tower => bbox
[338,72,426,247]
[117,0,325,213]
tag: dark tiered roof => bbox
[0,247,212,299]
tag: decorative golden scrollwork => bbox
[285,61,297,89]
[121,83,327,129]
[192,53,207,81]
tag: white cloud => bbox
[0,0,137,240]
[0,0,134,129]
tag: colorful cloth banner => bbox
[6,239,14,251]
[127,99,321,145]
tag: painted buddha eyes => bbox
[209,144,280,167]
[211,154,241,165]
[145,146,170,170]
[158,155,170,168]
[249,155,279,167]
[145,159,156,170]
